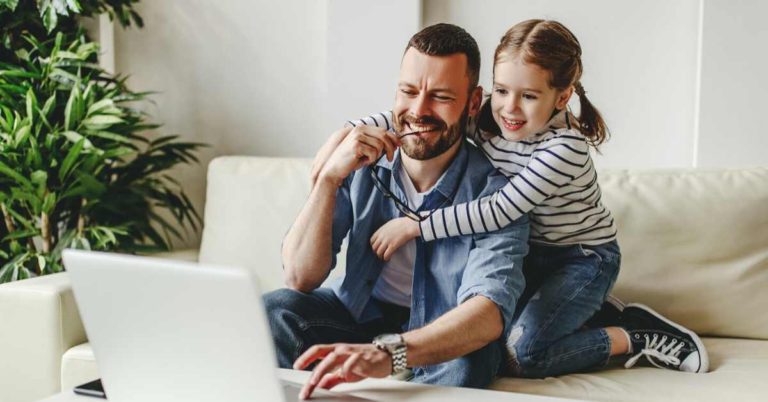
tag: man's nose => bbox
[410,93,431,117]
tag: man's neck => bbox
[400,139,462,193]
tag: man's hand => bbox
[370,217,420,261]
[293,343,392,400]
[310,127,353,186]
[317,126,400,187]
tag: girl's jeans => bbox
[506,240,621,378]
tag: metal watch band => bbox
[373,334,408,375]
[390,343,407,374]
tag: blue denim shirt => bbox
[327,140,529,339]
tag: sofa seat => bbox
[491,337,768,401]
[62,337,768,402]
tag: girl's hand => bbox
[311,127,354,186]
[370,217,420,261]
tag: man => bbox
[267,23,529,398]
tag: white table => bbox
[40,369,585,402]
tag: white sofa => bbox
[1,156,767,402]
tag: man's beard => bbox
[394,107,468,161]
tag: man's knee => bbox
[264,288,305,313]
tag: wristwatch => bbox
[372,333,408,374]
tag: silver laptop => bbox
[63,250,369,402]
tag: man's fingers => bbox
[317,371,346,391]
[293,345,333,370]
[354,142,380,166]
[353,127,399,163]
[341,353,366,381]
[310,352,345,386]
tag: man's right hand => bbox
[316,126,400,187]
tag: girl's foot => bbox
[621,303,709,373]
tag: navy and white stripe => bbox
[350,110,617,246]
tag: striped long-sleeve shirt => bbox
[346,109,617,246]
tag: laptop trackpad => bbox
[281,380,374,401]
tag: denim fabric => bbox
[506,240,621,378]
[264,287,505,388]
[263,288,408,368]
[328,140,529,341]
[271,140,530,387]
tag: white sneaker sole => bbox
[625,303,710,373]
[605,294,626,311]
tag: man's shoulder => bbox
[461,140,506,192]
[463,140,495,172]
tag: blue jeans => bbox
[263,287,505,388]
[506,240,621,378]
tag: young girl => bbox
[327,19,707,376]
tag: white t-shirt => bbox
[371,165,431,307]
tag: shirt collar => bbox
[374,140,468,203]
[546,108,573,131]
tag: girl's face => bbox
[490,54,572,141]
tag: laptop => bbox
[63,250,370,402]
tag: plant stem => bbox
[1,203,15,233]
[77,199,87,236]
[41,211,51,253]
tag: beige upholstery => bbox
[0,273,86,402]
[56,337,767,402]
[2,156,767,402]
[601,169,768,339]
[491,337,768,401]
[199,156,347,291]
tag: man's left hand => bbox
[293,343,392,399]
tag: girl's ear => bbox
[555,86,574,110]
[468,86,484,117]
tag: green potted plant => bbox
[0,0,205,282]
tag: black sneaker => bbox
[621,303,709,373]
[584,294,626,329]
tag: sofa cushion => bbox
[600,168,768,339]
[198,156,346,292]
[60,343,99,391]
[490,337,768,402]
[63,338,768,402]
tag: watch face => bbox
[377,334,402,344]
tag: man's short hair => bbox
[405,23,481,90]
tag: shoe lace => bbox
[625,334,684,369]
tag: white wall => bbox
[424,0,702,170]
[697,0,768,168]
[109,0,767,247]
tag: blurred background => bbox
[92,0,768,248]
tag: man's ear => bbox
[468,86,483,117]
[555,86,574,110]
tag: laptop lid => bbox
[63,250,285,402]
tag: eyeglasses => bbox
[370,164,423,222]
[370,164,457,223]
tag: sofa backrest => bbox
[198,157,348,292]
[199,156,768,340]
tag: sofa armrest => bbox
[0,273,85,402]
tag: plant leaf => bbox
[0,159,32,188]
[59,137,85,181]
[64,84,80,131]
[0,0,20,12]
